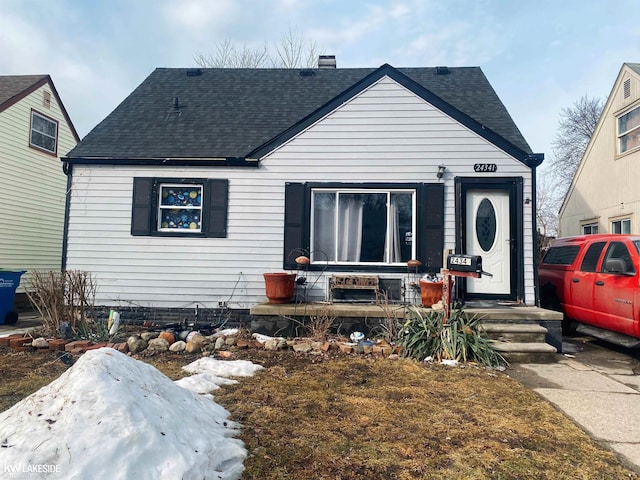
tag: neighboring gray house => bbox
[62,61,543,317]
[0,75,79,304]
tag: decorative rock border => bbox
[0,330,401,359]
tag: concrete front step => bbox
[481,323,548,343]
[492,341,558,364]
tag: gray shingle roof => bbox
[66,65,532,161]
[626,63,640,75]
[0,75,48,111]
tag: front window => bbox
[30,110,58,154]
[582,223,598,235]
[157,183,203,233]
[311,189,415,264]
[611,218,631,234]
[618,105,640,154]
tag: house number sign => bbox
[474,163,497,172]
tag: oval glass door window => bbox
[476,198,496,252]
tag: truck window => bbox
[601,241,635,274]
[579,242,606,272]
[542,246,580,265]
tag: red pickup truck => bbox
[539,234,640,345]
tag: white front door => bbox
[465,189,511,294]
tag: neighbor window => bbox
[131,177,228,237]
[618,105,640,154]
[311,189,415,264]
[611,218,631,234]
[582,223,599,235]
[29,110,58,154]
[157,183,203,233]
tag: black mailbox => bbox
[446,254,482,274]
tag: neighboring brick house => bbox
[62,60,543,316]
[0,75,79,306]
[559,63,640,236]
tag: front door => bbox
[465,189,511,295]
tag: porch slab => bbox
[249,302,564,355]
[250,301,562,322]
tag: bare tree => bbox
[536,95,605,246]
[272,28,320,68]
[194,39,269,68]
[536,171,562,240]
[194,27,321,69]
[549,95,605,194]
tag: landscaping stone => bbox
[264,339,279,351]
[169,340,186,352]
[148,338,170,352]
[141,332,159,342]
[339,343,353,354]
[217,351,234,359]
[224,337,237,346]
[127,336,148,354]
[214,337,226,350]
[293,342,312,353]
[185,341,201,354]
[32,338,49,349]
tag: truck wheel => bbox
[562,316,576,335]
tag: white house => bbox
[559,63,640,236]
[0,75,79,305]
[62,62,543,320]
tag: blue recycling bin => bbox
[0,270,25,325]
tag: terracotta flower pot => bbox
[263,273,297,304]
[419,280,444,307]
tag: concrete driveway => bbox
[507,334,640,474]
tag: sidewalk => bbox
[507,336,640,474]
[0,313,42,337]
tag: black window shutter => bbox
[418,183,444,273]
[131,177,153,236]
[283,182,307,269]
[204,179,228,238]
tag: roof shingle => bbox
[66,65,532,160]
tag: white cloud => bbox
[162,0,238,32]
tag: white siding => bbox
[0,84,77,293]
[66,76,535,308]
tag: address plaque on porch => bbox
[473,163,497,172]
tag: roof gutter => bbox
[525,152,545,306]
[61,156,259,168]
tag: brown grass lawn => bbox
[1,347,637,479]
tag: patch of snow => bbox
[182,358,264,378]
[251,333,285,344]
[0,348,263,480]
[212,328,239,337]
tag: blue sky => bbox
[2,0,639,173]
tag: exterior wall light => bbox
[437,164,446,179]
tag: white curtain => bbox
[313,193,336,261]
[338,196,363,262]
[385,196,401,263]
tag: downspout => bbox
[526,153,544,306]
[61,161,73,271]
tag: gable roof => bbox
[65,64,532,165]
[559,62,640,218]
[0,74,80,142]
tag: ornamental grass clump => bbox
[398,306,506,367]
